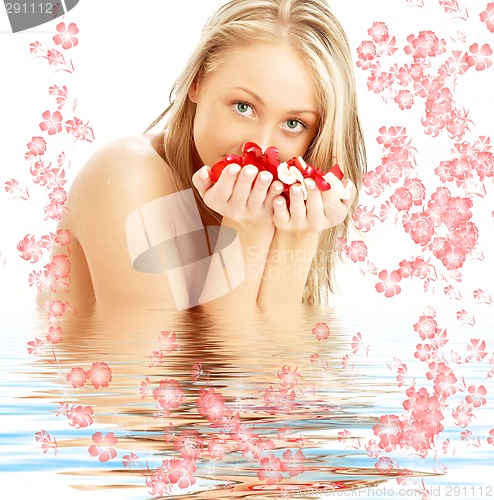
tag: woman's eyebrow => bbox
[230,86,319,116]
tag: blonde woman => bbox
[38,0,366,313]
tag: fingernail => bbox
[243,166,257,178]
[274,198,284,206]
[273,183,283,192]
[259,171,272,184]
[199,166,209,180]
[229,164,241,175]
[305,178,316,190]
[292,185,302,196]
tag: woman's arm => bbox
[257,179,357,306]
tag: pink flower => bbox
[140,377,152,399]
[166,458,197,489]
[404,30,446,60]
[257,453,283,485]
[357,40,377,61]
[373,414,404,452]
[157,330,177,353]
[196,387,226,423]
[375,456,394,474]
[390,187,413,211]
[174,430,204,460]
[413,315,438,340]
[208,439,227,460]
[466,339,487,362]
[66,367,87,388]
[375,270,402,298]
[368,22,389,42]
[312,322,330,341]
[394,90,414,110]
[264,386,296,414]
[403,178,426,206]
[452,402,474,428]
[122,452,139,468]
[86,362,112,389]
[487,429,494,445]
[467,43,493,71]
[281,449,306,477]
[153,379,184,414]
[17,234,44,263]
[88,431,117,462]
[67,405,94,428]
[46,326,63,344]
[54,228,71,247]
[352,205,379,232]
[345,240,368,263]
[65,117,95,142]
[53,22,79,50]
[465,385,487,408]
[480,2,494,33]
[44,254,71,281]
[39,110,63,135]
[26,136,47,157]
[27,338,44,355]
[403,212,434,246]
[277,365,303,388]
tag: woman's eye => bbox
[283,119,307,133]
[233,102,254,116]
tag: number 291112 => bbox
[5,3,54,14]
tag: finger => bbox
[341,179,357,208]
[247,170,274,210]
[211,163,242,202]
[272,195,290,227]
[264,179,285,208]
[192,165,213,198]
[304,178,324,226]
[230,164,258,205]
[288,183,306,223]
[321,187,349,226]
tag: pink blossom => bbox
[480,2,494,33]
[35,430,58,455]
[452,402,474,428]
[145,467,172,496]
[362,171,385,197]
[65,117,95,142]
[404,30,446,60]
[357,40,377,61]
[66,367,87,388]
[29,41,43,54]
[157,330,177,353]
[86,362,112,389]
[26,136,47,157]
[39,110,63,135]
[27,338,44,355]
[390,187,413,211]
[312,322,330,341]
[466,339,487,362]
[281,449,306,477]
[208,439,227,460]
[373,414,404,452]
[277,365,303,388]
[467,43,492,71]
[375,456,394,474]
[264,386,296,414]
[54,228,71,247]
[257,453,283,485]
[174,430,203,460]
[414,343,433,362]
[394,90,414,110]
[196,387,226,423]
[122,452,139,468]
[17,234,44,263]
[403,212,434,246]
[153,379,184,414]
[166,458,197,489]
[375,270,402,298]
[88,431,118,462]
[46,48,66,66]
[140,377,152,399]
[487,429,494,445]
[66,405,94,428]
[46,326,63,344]
[465,385,487,408]
[365,439,381,458]
[345,240,368,263]
[44,254,71,281]
[368,22,389,42]
[53,22,79,50]
[367,70,394,94]
[49,187,67,205]
[413,315,438,340]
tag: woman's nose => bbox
[242,128,279,154]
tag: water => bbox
[1,297,493,499]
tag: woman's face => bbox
[188,42,320,168]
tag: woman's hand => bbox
[272,178,357,234]
[192,163,285,228]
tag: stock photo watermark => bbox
[3,0,78,32]
[292,484,494,498]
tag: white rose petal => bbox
[322,172,353,200]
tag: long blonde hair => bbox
[144,0,367,303]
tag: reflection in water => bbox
[28,302,433,498]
